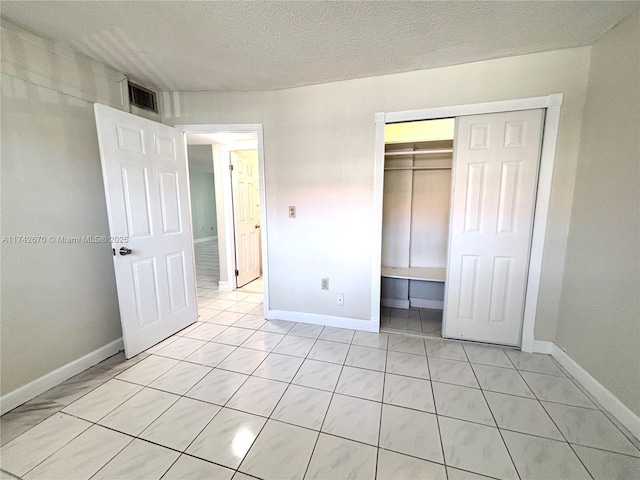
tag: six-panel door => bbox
[443,109,545,346]
[95,104,197,358]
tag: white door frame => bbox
[175,124,269,313]
[371,94,563,352]
[221,141,261,288]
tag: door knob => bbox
[255,224,260,229]
[119,247,133,256]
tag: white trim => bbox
[384,94,563,124]
[218,281,232,292]
[530,339,554,355]
[0,338,123,415]
[550,344,640,442]
[370,113,386,331]
[373,94,564,351]
[175,124,269,312]
[381,298,410,309]
[521,98,563,352]
[409,298,444,310]
[194,236,217,244]
[218,145,239,289]
[266,309,374,332]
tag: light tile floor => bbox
[381,307,443,337]
[194,239,221,294]
[2,244,639,479]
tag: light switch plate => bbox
[289,206,296,218]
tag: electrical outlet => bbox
[337,294,344,306]
[289,206,296,218]
[321,278,329,290]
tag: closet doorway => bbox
[372,95,563,351]
[380,118,454,337]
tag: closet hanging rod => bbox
[385,148,453,156]
[384,166,452,171]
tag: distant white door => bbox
[231,150,261,287]
[443,109,544,346]
[95,104,197,358]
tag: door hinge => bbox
[229,164,234,171]
[235,269,239,276]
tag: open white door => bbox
[95,104,197,358]
[443,109,544,346]
[231,150,261,288]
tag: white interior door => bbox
[95,104,197,358]
[231,150,261,287]
[443,109,544,346]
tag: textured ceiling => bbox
[1,1,637,92]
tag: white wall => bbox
[188,172,217,239]
[162,46,591,338]
[556,9,640,417]
[187,145,218,239]
[1,20,126,396]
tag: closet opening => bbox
[380,118,454,338]
[373,95,563,351]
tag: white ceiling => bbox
[1,1,637,92]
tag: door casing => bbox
[372,94,564,352]
[176,124,269,313]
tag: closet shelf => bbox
[381,266,446,282]
[384,148,453,156]
[384,166,452,171]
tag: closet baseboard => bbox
[265,309,373,332]
[381,298,410,309]
[409,298,443,310]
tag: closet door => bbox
[443,109,544,346]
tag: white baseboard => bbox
[381,298,410,309]
[409,298,443,310]
[530,339,554,354]
[194,236,217,244]
[0,338,124,415]
[549,343,640,441]
[266,309,372,332]
[218,281,232,292]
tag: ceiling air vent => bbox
[128,81,157,112]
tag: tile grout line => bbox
[515,364,597,479]
[17,296,250,478]
[236,327,325,478]
[300,330,345,479]
[5,300,634,480]
[0,351,149,447]
[424,346,449,480]
[374,346,387,480]
[463,344,522,480]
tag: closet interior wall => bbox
[380,119,454,335]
